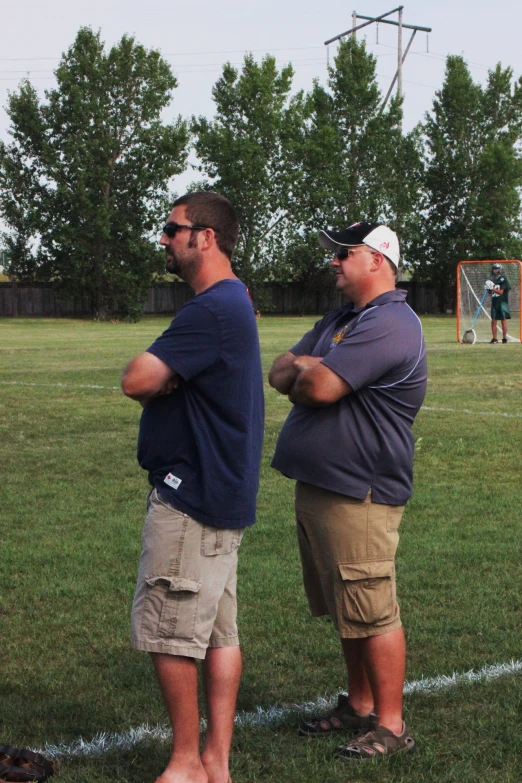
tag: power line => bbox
[0,46,325,64]
[0,45,517,83]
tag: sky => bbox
[0,0,521,197]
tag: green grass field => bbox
[1,315,521,783]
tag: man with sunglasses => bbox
[269,222,427,761]
[122,191,264,783]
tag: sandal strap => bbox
[0,763,46,782]
[11,752,54,777]
[336,723,416,759]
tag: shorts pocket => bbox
[201,527,243,557]
[338,561,394,626]
[386,505,404,532]
[143,575,201,640]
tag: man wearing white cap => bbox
[269,222,427,761]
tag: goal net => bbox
[457,260,522,343]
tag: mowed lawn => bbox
[0,315,521,783]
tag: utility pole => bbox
[325,6,431,107]
[397,5,403,98]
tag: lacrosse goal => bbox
[457,260,522,343]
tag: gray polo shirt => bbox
[271,289,427,506]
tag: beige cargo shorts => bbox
[132,488,244,659]
[295,481,404,638]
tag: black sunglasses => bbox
[335,246,376,260]
[162,222,211,238]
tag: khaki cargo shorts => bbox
[295,482,404,639]
[132,489,244,659]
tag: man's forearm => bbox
[268,352,299,394]
[121,353,180,402]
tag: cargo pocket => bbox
[143,575,201,640]
[338,561,395,626]
[201,526,243,557]
[386,505,404,532]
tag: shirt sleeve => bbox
[321,307,418,391]
[290,314,332,356]
[146,301,220,381]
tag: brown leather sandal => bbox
[0,747,55,782]
[298,694,377,737]
[335,722,416,760]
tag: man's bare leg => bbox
[492,320,498,340]
[341,638,374,716]
[151,653,208,783]
[201,646,242,783]
[361,627,406,734]
[342,627,406,733]
[501,319,508,339]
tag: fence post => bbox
[12,280,18,317]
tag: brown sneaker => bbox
[335,722,416,760]
[298,694,377,737]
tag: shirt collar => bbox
[341,287,407,315]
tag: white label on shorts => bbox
[164,473,182,490]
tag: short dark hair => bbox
[173,192,239,260]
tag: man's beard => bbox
[165,248,201,280]
[165,252,182,276]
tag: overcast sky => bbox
[1,0,521,196]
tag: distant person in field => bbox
[269,222,427,761]
[487,262,511,343]
[122,191,264,783]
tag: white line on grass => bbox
[36,658,522,760]
[0,381,120,390]
[278,397,522,419]
[421,405,522,419]
[3,382,522,419]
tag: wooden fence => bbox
[0,280,442,318]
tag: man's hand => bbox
[291,363,352,406]
[268,352,299,394]
[158,376,181,395]
[293,356,323,373]
[269,353,324,395]
[269,352,351,406]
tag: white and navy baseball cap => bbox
[318,222,400,269]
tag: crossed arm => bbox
[268,351,352,406]
[121,351,180,403]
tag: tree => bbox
[410,56,522,311]
[0,28,188,320]
[283,37,423,289]
[471,64,522,260]
[192,53,306,303]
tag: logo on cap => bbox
[380,241,390,250]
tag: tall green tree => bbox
[283,37,423,288]
[192,53,306,301]
[0,27,188,320]
[410,56,522,310]
[471,64,522,259]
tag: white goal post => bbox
[456,260,522,343]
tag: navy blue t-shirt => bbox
[137,279,264,529]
